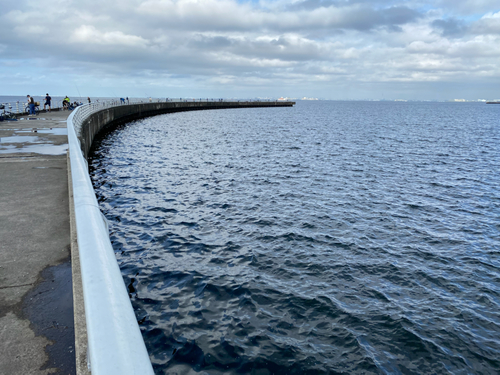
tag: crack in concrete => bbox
[0,283,35,290]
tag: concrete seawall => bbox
[78,101,295,157]
[69,100,295,374]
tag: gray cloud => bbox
[336,6,421,31]
[288,2,422,30]
[432,18,468,37]
[471,14,500,35]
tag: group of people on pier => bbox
[25,94,94,114]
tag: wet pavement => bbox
[0,110,76,374]
[0,115,68,156]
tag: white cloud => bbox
[481,11,500,19]
[72,25,148,47]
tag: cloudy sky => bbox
[1,0,499,100]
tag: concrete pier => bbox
[0,111,75,374]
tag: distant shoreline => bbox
[1,96,498,104]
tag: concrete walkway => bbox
[0,111,76,374]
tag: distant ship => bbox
[486,101,500,104]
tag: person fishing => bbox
[27,95,35,115]
[63,96,70,110]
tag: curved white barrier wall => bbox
[67,107,155,375]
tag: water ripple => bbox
[90,101,500,374]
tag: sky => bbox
[1,0,499,100]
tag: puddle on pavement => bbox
[0,128,68,135]
[17,128,68,135]
[0,144,68,155]
[1,135,41,143]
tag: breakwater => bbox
[68,100,295,375]
[75,101,294,157]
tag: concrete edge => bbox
[68,151,90,375]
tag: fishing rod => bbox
[74,82,83,102]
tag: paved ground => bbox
[0,110,77,374]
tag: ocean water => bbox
[89,101,500,374]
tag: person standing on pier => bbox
[44,93,51,112]
[27,95,35,115]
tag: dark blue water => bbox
[89,101,500,374]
